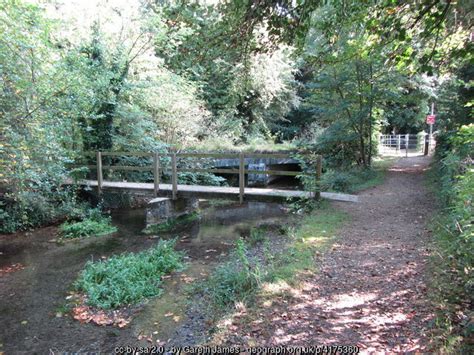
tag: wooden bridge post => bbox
[96,151,103,195]
[315,155,322,200]
[239,152,245,204]
[153,152,160,197]
[172,152,177,200]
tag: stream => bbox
[0,200,288,353]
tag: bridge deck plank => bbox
[72,180,358,203]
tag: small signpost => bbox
[426,114,436,125]
[426,103,436,153]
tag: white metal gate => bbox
[378,133,433,156]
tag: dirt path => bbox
[218,156,436,352]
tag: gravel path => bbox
[217,156,436,352]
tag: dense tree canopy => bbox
[0,0,471,231]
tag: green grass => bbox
[269,204,347,282]
[197,203,347,311]
[142,212,200,234]
[59,212,117,239]
[75,239,184,309]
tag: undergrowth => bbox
[428,124,473,352]
[320,156,397,193]
[75,239,184,309]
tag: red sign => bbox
[426,114,436,125]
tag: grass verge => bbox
[269,203,347,282]
[75,239,184,309]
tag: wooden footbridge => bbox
[70,151,357,203]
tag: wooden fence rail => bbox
[77,151,322,203]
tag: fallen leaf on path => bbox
[0,263,25,276]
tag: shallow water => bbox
[0,200,287,353]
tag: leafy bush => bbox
[59,208,117,239]
[320,169,354,192]
[75,239,184,309]
[320,167,379,193]
[293,152,386,195]
[0,187,86,233]
[433,125,473,291]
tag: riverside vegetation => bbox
[196,203,347,312]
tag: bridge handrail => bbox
[80,151,309,159]
[75,151,322,203]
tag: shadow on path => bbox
[218,156,436,352]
